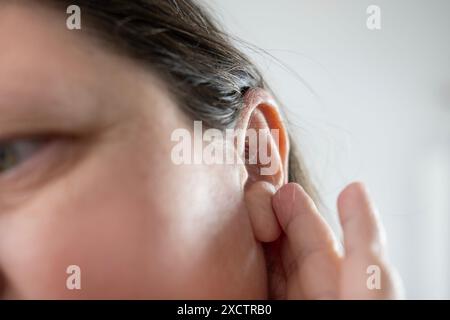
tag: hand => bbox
[266,182,403,299]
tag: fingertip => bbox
[272,182,296,208]
[337,181,369,214]
[271,183,306,230]
[337,181,385,255]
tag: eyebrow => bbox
[0,80,102,137]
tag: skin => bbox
[268,182,403,299]
[0,3,402,299]
[0,3,265,299]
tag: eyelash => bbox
[0,137,50,175]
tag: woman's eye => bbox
[0,138,46,174]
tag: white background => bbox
[205,0,450,299]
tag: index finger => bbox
[272,183,340,299]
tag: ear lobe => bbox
[245,181,282,242]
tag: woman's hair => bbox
[46,0,316,198]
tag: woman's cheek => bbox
[0,186,164,298]
[0,138,267,299]
[0,147,171,298]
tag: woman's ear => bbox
[237,88,289,190]
[237,88,289,242]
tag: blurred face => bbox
[0,3,267,298]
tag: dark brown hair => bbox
[48,0,316,197]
